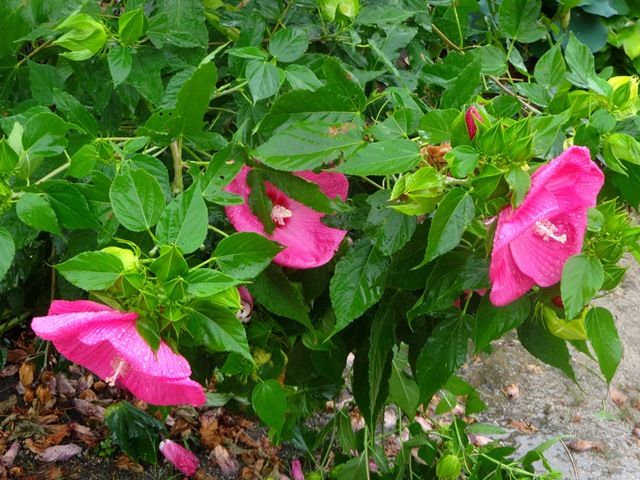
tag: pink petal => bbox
[48,300,113,315]
[489,242,535,307]
[291,459,305,480]
[465,106,482,140]
[160,440,199,477]
[224,166,349,269]
[509,210,586,286]
[36,444,82,462]
[125,375,206,407]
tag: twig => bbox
[560,438,581,480]
[488,75,542,114]
[170,138,183,194]
[35,161,70,185]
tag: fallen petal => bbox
[0,441,20,467]
[36,444,82,462]
[160,440,199,477]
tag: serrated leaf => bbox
[56,251,124,290]
[330,240,390,335]
[156,182,208,254]
[284,64,323,91]
[246,60,282,102]
[255,120,363,171]
[416,317,467,402]
[419,109,459,144]
[255,168,337,213]
[499,0,546,43]
[249,265,312,329]
[252,380,287,434]
[268,28,308,63]
[246,169,276,234]
[585,307,622,383]
[188,307,252,361]
[108,46,132,86]
[561,254,604,320]
[16,193,62,236]
[104,402,162,464]
[40,182,99,230]
[0,228,15,281]
[389,349,419,420]
[338,138,421,175]
[518,320,576,380]
[186,269,241,298]
[214,232,282,280]
[419,188,475,266]
[167,62,217,137]
[472,296,530,352]
[110,167,165,232]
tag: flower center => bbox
[533,219,567,244]
[237,301,252,323]
[270,204,292,226]
[105,358,127,387]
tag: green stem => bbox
[213,80,249,99]
[35,161,71,185]
[170,138,183,194]
[16,40,52,68]
[0,312,31,336]
[208,225,229,237]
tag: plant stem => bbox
[208,225,229,238]
[0,312,31,336]
[16,41,52,68]
[170,138,183,194]
[213,80,249,99]
[35,161,71,185]
[488,75,542,114]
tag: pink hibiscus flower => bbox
[489,146,604,306]
[159,440,199,477]
[31,300,205,406]
[225,166,349,269]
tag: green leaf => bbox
[16,193,62,236]
[561,254,604,320]
[472,296,530,352]
[246,60,282,102]
[119,8,147,45]
[22,112,70,157]
[188,307,252,361]
[0,138,18,173]
[518,320,576,380]
[108,46,132,87]
[330,240,390,335]
[256,168,338,213]
[268,28,308,63]
[365,190,416,256]
[40,182,99,230]
[56,251,124,290]
[149,245,188,282]
[52,90,99,137]
[505,167,531,207]
[585,307,622,383]
[420,188,475,266]
[416,317,467,402]
[441,57,482,109]
[146,0,208,49]
[534,44,566,89]
[446,145,479,178]
[419,109,459,144]
[498,0,546,43]
[249,265,312,329]
[186,270,241,298]
[284,64,323,91]
[332,453,368,480]
[156,182,208,254]
[255,120,363,171]
[0,228,15,281]
[388,348,419,420]
[252,380,287,434]
[246,169,276,234]
[67,144,99,178]
[338,138,421,175]
[110,167,166,232]
[136,315,160,351]
[104,401,163,464]
[214,232,282,280]
[167,62,218,137]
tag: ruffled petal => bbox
[48,300,114,315]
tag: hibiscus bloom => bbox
[489,146,604,306]
[159,440,199,477]
[31,300,205,406]
[225,166,349,269]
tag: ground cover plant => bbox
[1,0,640,478]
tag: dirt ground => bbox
[463,255,640,480]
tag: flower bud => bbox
[159,440,199,477]
[102,246,138,271]
[319,0,360,21]
[436,454,462,480]
[465,106,483,140]
[608,76,639,117]
[541,304,587,341]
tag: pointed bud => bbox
[465,106,483,140]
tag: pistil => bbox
[533,219,567,244]
[105,358,127,387]
[271,204,292,226]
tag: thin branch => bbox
[170,138,183,194]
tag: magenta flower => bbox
[291,459,305,480]
[489,146,604,306]
[159,440,199,477]
[225,166,349,269]
[31,300,205,406]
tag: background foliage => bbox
[2,0,640,478]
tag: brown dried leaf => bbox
[19,362,35,386]
[36,444,82,462]
[45,466,63,479]
[55,374,75,397]
[69,423,100,447]
[78,389,97,402]
[506,419,538,434]
[73,399,105,420]
[212,445,239,477]
[115,454,144,473]
[199,414,220,450]
[0,396,16,415]
[0,441,19,467]
[6,350,27,364]
[0,365,19,378]
[566,440,604,452]
[609,386,627,406]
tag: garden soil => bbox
[463,254,640,479]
